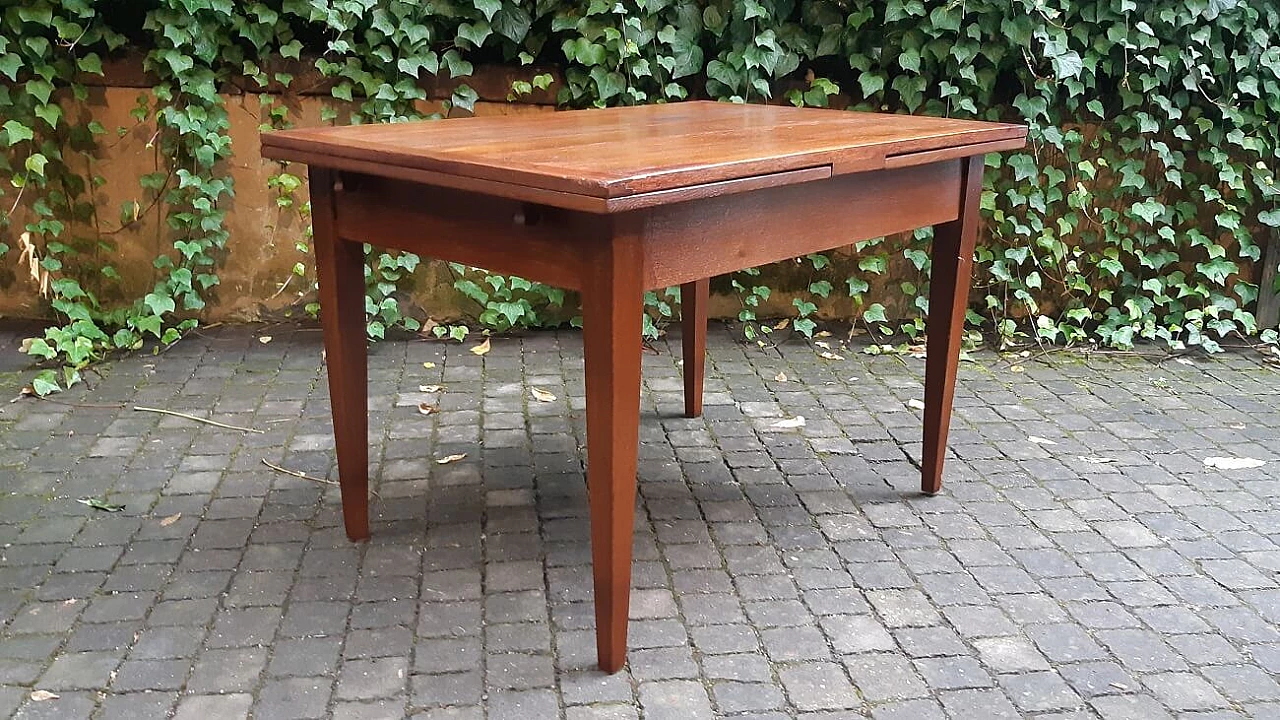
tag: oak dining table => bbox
[260,101,1027,673]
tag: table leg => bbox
[581,233,645,673]
[922,155,985,495]
[681,278,709,418]
[310,168,370,540]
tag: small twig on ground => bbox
[260,458,380,498]
[133,406,264,433]
[261,458,336,485]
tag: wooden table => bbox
[261,102,1026,673]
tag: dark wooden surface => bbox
[270,101,1027,673]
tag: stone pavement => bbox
[0,323,1278,720]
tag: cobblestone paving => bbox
[0,324,1278,719]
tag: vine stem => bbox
[133,406,263,433]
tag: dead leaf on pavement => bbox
[771,416,806,429]
[29,691,58,702]
[772,319,789,330]
[160,513,181,527]
[418,385,443,393]
[1079,456,1117,464]
[258,335,272,344]
[436,453,467,464]
[815,330,832,338]
[470,339,491,356]
[907,399,926,410]
[775,372,788,382]
[818,351,844,361]
[1010,365,1025,373]
[423,361,436,369]
[531,387,557,402]
[1027,436,1058,446]
[814,340,831,349]
[417,403,439,416]
[1204,456,1265,470]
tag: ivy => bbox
[2,0,1279,395]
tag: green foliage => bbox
[3,0,1279,395]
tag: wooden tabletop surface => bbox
[262,101,1026,201]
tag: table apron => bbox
[331,176,602,291]
[326,158,962,294]
[640,159,962,289]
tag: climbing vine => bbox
[2,0,1278,393]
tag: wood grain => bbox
[922,155,985,495]
[310,167,370,541]
[640,161,962,289]
[263,102,1026,203]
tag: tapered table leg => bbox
[310,168,370,540]
[922,155,985,495]
[581,229,646,673]
[681,278,709,418]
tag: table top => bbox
[262,101,1025,206]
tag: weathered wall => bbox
[0,68,917,325]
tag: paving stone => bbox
[37,650,121,690]
[779,662,861,711]
[638,679,715,720]
[255,677,334,720]
[999,671,1083,713]
[188,648,267,692]
[4,329,1280,719]
[1143,672,1230,710]
[174,694,253,720]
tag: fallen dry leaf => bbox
[436,453,467,464]
[29,690,58,702]
[159,513,181,527]
[1027,436,1058,446]
[771,416,806,429]
[907,399,926,410]
[814,340,831,349]
[418,385,444,393]
[470,339,491,356]
[531,387,557,402]
[423,361,436,369]
[1174,357,1195,366]
[818,351,845,361]
[772,318,790,330]
[1010,365,1025,373]
[1079,456,1117,464]
[258,335,272,344]
[417,403,439,416]
[1204,456,1266,470]
[775,371,788,382]
[815,330,832,338]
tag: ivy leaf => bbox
[31,369,61,396]
[1130,200,1165,225]
[77,497,125,512]
[492,5,532,43]
[451,84,479,113]
[1050,50,1083,79]
[1259,209,1280,227]
[0,53,20,80]
[456,21,492,49]
[3,120,33,146]
[76,53,103,76]
[143,293,176,316]
[590,66,625,101]
[858,73,885,98]
[473,0,502,20]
